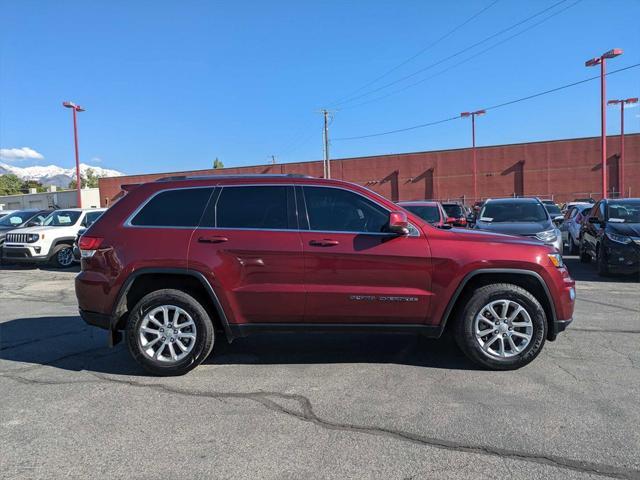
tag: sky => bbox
[1,0,639,175]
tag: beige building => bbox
[0,186,101,211]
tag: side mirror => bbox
[388,211,409,235]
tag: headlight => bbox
[605,232,632,244]
[548,253,564,268]
[27,234,39,243]
[536,229,558,243]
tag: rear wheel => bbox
[454,284,547,370]
[50,244,74,268]
[126,289,214,376]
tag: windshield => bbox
[0,211,33,227]
[480,202,549,223]
[43,210,82,226]
[84,211,103,227]
[607,200,640,223]
[404,205,441,224]
[443,204,464,217]
[544,204,561,216]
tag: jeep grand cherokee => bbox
[75,175,575,375]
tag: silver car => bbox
[473,197,564,252]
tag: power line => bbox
[329,0,500,106]
[340,0,583,111]
[332,0,570,108]
[334,62,640,141]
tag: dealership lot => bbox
[0,259,638,480]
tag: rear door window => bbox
[130,188,213,227]
[211,185,295,230]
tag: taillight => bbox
[79,236,103,258]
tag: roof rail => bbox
[155,173,314,182]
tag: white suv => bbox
[3,208,106,268]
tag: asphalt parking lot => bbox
[0,258,638,480]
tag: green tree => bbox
[213,158,224,169]
[0,174,23,195]
[22,180,47,193]
[68,168,100,189]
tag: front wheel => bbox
[568,233,578,255]
[126,289,215,376]
[454,284,547,370]
[597,247,610,277]
[50,244,75,268]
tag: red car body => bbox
[76,176,574,352]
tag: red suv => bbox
[76,175,575,375]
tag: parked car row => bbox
[0,207,106,268]
[398,197,564,253]
[397,196,639,278]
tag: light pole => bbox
[607,97,638,198]
[585,49,623,200]
[460,110,486,202]
[62,101,86,208]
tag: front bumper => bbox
[548,318,573,341]
[2,246,48,263]
[603,241,639,274]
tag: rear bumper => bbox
[79,309,112,330]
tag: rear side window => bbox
[214,186,292,229]
[303,186,389,233]
[131,188,213,227]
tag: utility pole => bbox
[321,109,331,179]
[271,155,276,165]
[460,110,486,202]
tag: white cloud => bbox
[90,156,103,163]
[0,147,45,161]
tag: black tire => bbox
[568,233,578,255]
[454,283,547,370]
[579,239,591,263]
[126,289,215,376]
[597,247,610,277]
[49,244,75,268]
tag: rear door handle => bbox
[198,236,228,244]
[309,239,339,247]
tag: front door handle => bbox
[309,239,339,247]
[198,236,228,244]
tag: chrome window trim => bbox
[123,186,216,228]
[123,183,420,237]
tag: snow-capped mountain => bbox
[0,162,124,188]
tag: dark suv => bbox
[76,175,575,375]
[579,198,640,276]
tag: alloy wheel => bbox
[57,247,74,267]
[138,305,197,363]
[474,299,533,359]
